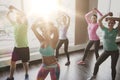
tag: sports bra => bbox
[39,45,54,56]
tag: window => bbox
[0,0,75,60]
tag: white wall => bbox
[98,0,111,14]
[89,0,98,10]
[110,0,120,17]
[0,0,22,10]
[98,0,120,17]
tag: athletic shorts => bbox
[11,47,30,62]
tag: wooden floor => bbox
[0,49,120,80]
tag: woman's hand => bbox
[108,12,113,16]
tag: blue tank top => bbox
[39,45,54,56]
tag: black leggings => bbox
[56,39,70,61]
[82,40,100,61]
[93,50,119,80]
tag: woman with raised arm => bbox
[6,5,29,80]
[31,19,60,80]
[56,12,71,66]
[77,8,103,65]
[88,12,120,80]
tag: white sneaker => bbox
[77,60,85,65]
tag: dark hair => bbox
[92,14,97,18]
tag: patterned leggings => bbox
[37,63,60,80]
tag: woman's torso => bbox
[88,23,99,40]
[39,43,57,65]
[102,27,118,51]
[59,25,68,40]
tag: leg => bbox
[50,64,60,80]
[9,61,16,78]
[37,64,49,80]
[56,40,64,58]
[22,62,29,79]
[88,51,110,80]
[64,39,70,65]
[7,61,16,80]
[7,47,17,80]
[21,47,30,79]
[111,50,119,80]
[93,51,110,75]
[94,40,100,60]
[82,41,94,61]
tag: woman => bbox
[77,8,103,65]
[31,19,60,80]
[6,5,29,80]
[56,12,70,66]
[88,12,120,80]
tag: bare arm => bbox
[98,12,113,29]
[63,14,70,29]
[66,15,70,28]
[108,17,120,30]
[9,5,24,15]
[31,21,45,42]
[51,26,59,49]
[6,11,15,24]
[85,10,93,23]
[94,8,103,16]
[114,18,120,30]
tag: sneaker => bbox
[6,77,14,80]
[87,75,96,80]
[77,60,85,65]
[25,74,29,79]
[65,61,70,66]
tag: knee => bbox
[56,47,60,51]
[64,49,67,52]
[111,66,116,71]
[95,62,100,67]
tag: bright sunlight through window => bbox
[29,0,59,17]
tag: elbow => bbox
[31,26,35,31]
[98,19,102,23]
[85,15,87,18]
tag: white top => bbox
[59,25,68,40]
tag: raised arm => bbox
[6,5,17,24]
[47,22,59,48]
[51,26,59,49]
[94,8,103,16]
[31,20,45,42]
[66,15,70,28]
[107,17,120,30]
[85,10,94,23]
[98,12,113,29]
[6,10,15,24]
[9,5,24,15]
[7,5,27,24]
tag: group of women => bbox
[78,8,120,80]
[6,5,120,80]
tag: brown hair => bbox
[92,14,97,18]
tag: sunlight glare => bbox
[30,0,59,17]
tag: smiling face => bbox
[108,19,116,28]
[91,14,97,23]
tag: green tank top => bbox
[39,45,54,56]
